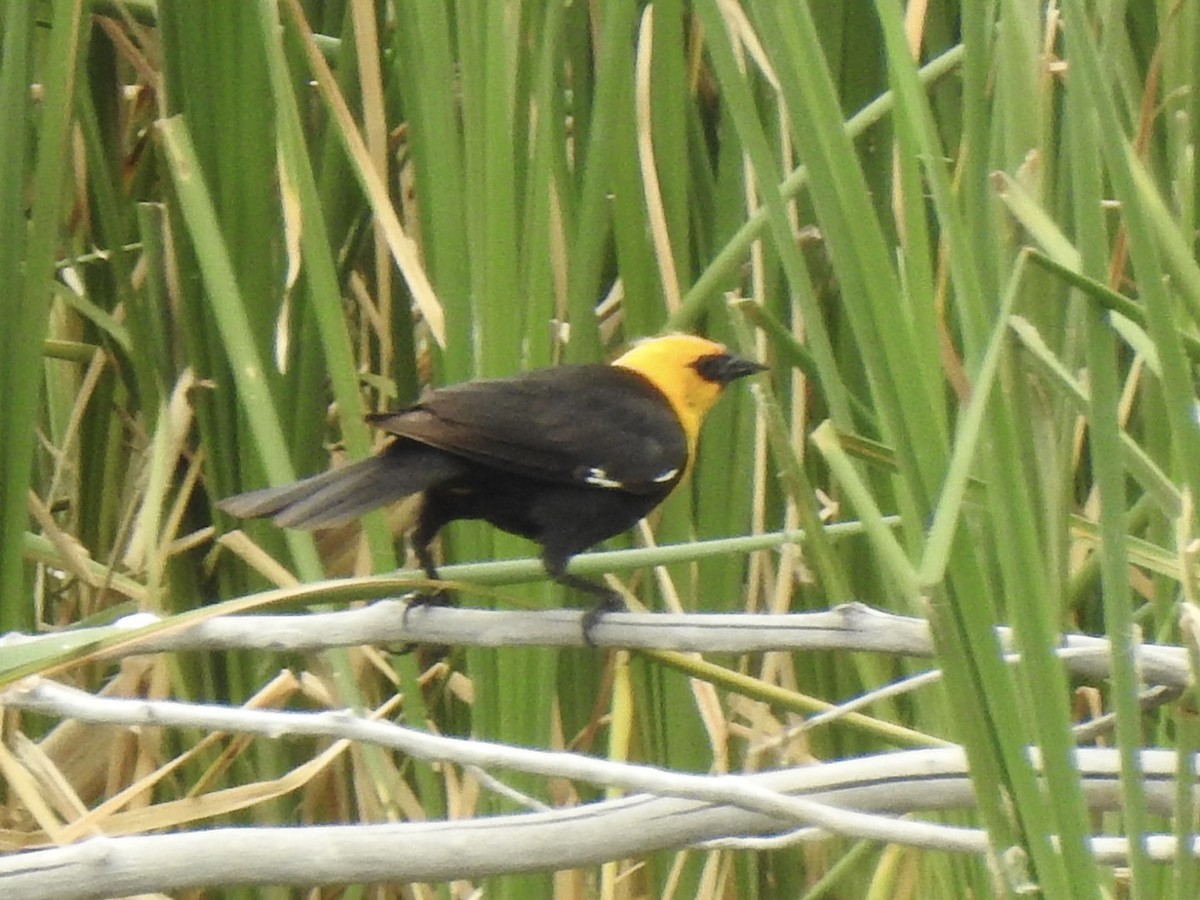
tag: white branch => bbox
[0,680,982,843]
[0,601,1190,688]
[0,680,1194,898]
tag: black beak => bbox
[694,352,769,385]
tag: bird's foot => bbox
[394,589,458,655]
[581,592,627,647]
[402,587,457,622]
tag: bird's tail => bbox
[217,444,462,530]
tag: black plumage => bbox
[218,335,764,632]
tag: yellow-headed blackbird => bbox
[219,334,764,631]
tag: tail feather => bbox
[218,445,464,530]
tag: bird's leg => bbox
[393,540,460,657]
[402,540,457,627]
[544,556,626,646]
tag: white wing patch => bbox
[582,466,679,489]
[583,467,624,488]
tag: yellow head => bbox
[612,334,765,452]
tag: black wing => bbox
[367,365,687,494]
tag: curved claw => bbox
[401,588,457,622]
[580,592,626,647]
[394,590,458,655]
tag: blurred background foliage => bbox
[4,0,1200,897]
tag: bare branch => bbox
[0,680,1192,899]
[1,601,1189,688]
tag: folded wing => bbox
[368,365,688,494]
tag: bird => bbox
[218,333,765,638]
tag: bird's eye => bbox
[691,354,728,383]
